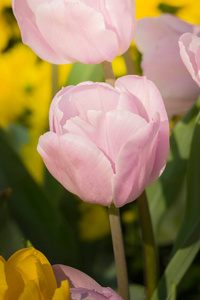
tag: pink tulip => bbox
[11,0,136,65]
[179,33,200,87]
[52,265,123,300]
[37,76,169,207]
[53,264,123,300]
[135,14,200,118]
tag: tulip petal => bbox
[0,258,7,298]
[52,265,102,292]
[19,281,41,300]
[36,0,119,64]
[37,132,113,205]
[70,288,108,300]
[115,75,168,122]
[58,83,119,123]
[104,0,136,54]
[52,280,70,300]
[11,0,67,64]
[179,33,200,87]
[113,115,160,207]
[65,110,147,168]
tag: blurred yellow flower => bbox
[135,0,200,24]
[135,0,161,19]
[0,247,70,300]
[78,203,110,241]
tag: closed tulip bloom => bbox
[53,264,123,300]
[179,33,200,87]
[0,248,70,300]
[11,0,136,64]
[37,76,169,207]
[135,14,200,118]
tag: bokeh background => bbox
[0,1,200,299]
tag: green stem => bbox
[137,191,158,299]
[122,49,136,75]
[101,61,115,87]
[108,204,130,300]
[52,64,59,97]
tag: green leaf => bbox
[151,105,200,300]
[172,107,200,253]
[129,284,146,300]
[66,62,104,85]
[0,128,80,265]
[146,97,200,244]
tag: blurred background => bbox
[0,0,200,299]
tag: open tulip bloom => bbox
[11,0,136,64]
[37,75,169,208]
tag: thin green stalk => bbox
[101,61,115,87]
[137,191,158,299]
[122,49,136,75]
[109,204,130,300]
[102,61,129,299]
[52,64,59,97]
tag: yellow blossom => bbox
[0,247,70,300]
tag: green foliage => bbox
[150,97,200,299]
[147,97,200,244]
[0,128,79,265]
[66,63,104,86]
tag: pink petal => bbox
[103,0,136,54]
[50,82,119,132]
[65,111,147,170]
[113,114,160,207]
[52,265,103,292]
[36,0,119,64]
[115,75,168,123]
[134,14,200,117]
[11,0,67,64]
[135,14,194,53]
[37,132,113,206]
[179,33,200,87]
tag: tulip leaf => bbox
[172,105,200,253]
[146,96,200,244]
[66,62,104,85]
[129,284,146,300]
[0,128,80,265]
[151,105,200,300]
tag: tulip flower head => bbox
[37,75,169,207]
[11,0,136,64]
[0,247,70,299]
[135,13,200,118]
[53,264,124,300]
[179,33,200,87]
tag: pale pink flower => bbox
[37,76,169,207]
[11,0,136,64]
[179,33,200,87]
[53,264,123,300]
[135,14,200,118]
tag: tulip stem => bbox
[108,204,130,300]
[52,64,59,97]
[101,61,115,87]
[137,191,158,299]
[123,49,137,75]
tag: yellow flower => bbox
[135,0,200,24]
[78,203,110,241]
[0,248,70,300]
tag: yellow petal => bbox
[0,257,8,298]
[52,280,70,300]
[6,248,57,298]
[19,280,41,300]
